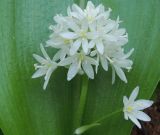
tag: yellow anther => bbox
[64,39,71,44]
[79,53,84,61]
[80,31,87,38]
[87,16,94,22]
[127,106,133,112]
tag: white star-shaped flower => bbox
[123,86,153,128]
[59,52,98,80]
[32,44,58,89]
[110,48,134,83]
[59,20,92,55]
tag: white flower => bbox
[67,3,86,20]
[59,20,91,55]
[110,48,134,83]
[123,86,153,128]
[32,44,58,89]
[84,1,111,24]
[91,46,134,83]
[46,36,71,61]
[59,52,98,80]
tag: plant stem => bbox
[94,109,123,123]
[73,0,87,131]
[79,0,86,9]
[74,75,89,128]
[73,109,122,134]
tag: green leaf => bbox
[0,0,160,135]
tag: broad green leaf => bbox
[0,0,160,135]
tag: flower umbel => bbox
[32,1,134,89]
[123,86,153,128]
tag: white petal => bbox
[33,54,46,64]
[88,40,96,48]
[82,22,88,31]
[59,49,68,61]
[134,111,151,121]
[72,4,85,17]
[40,44,50,60]
[32,68,47,78]
[111,66,116,84]
[116,59,133,69]
[82,61,94,79]
[134,99,153,110]
[128,114,141,128]
[113,65,127,83]
[85,56,98,65]
[44,65,57,80]
[86,1,95,9]
[67,6,72,16]
[70,39,81,55]
[122,48,134,59]
[100,56,108,71]
[115,28,126,35]
[123,96,129,106]
[95,56,99,74]
[43,67,54,90]
[124,112,129,120]
[67,20,80,32]
[89,23,96,31]
[90,50,97,57]
[58,56,74,66]
[67,62,80,81]
[87,32,98,39]
[96,4,105,13]
[95,64,99,74]
[96,10,111,20]
[96,40,104,54]
[82,39,89,54]
[52,50,62,61]
[60,32,78,39]
[46,38,62,47]
[105,34,117,42]
[117,37,128,46]
[129,86,139,102]
[104,22,116,33]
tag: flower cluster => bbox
[32,1,133,89]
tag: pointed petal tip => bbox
[43,83,47,90]
[43,87,47,90]
[32,54,38,59]
[67,77,72,81]
[129,86,140,102]
[31,75,35,79]
[135,86,140,92]
[40,43,44,48]
[150,100,154,105]
[89,76,94,80]
[124,79,128,83]
[31,73,38,79]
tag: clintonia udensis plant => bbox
[32,1,154,134]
